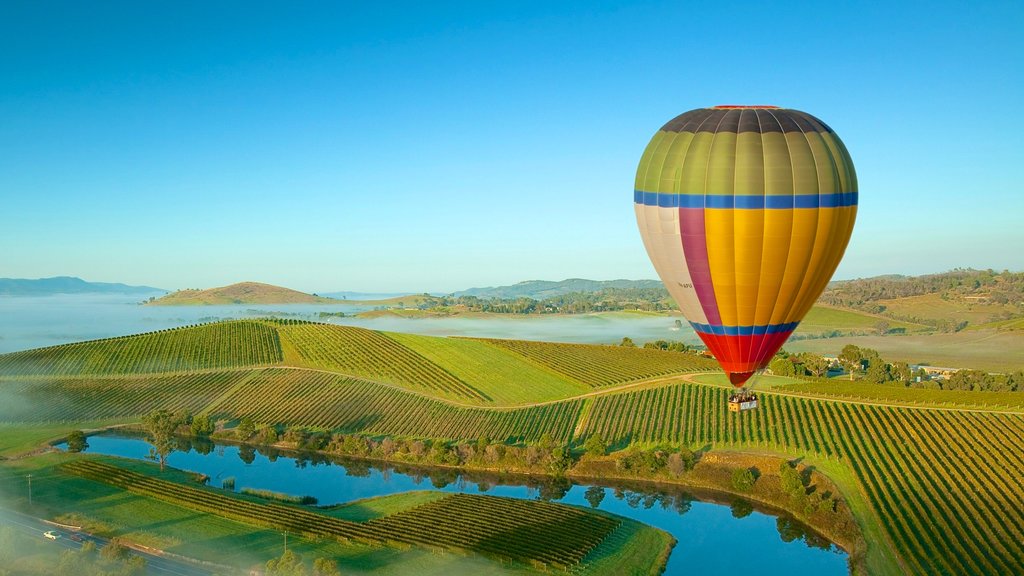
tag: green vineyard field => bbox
[0,321,282,376]
[481,337,717,387]
[206,368,584,443]
[64,458,622,569]
[278,323,488,401]
[2,321,1023,573]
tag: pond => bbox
[65,433,848,575]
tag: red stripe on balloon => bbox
[694,330,794,387]
[678,207,722,324]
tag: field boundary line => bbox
[680,374,1024,416]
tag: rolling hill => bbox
[1,320,1023,574]
[0,276,163,296]
[453,278,664,299]
[146,281,341,306]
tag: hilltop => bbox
[146,281,340,306]
[0,276,163,296]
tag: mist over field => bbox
[0,294,696,354]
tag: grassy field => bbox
[1,453,671,575]
[796,305,927,335]
[385,332,589,404]
[3,322,1024,574]
[785,328,1024,372]
[874,292,1019,327]
[0,320,282,376]
[776,379,1024,410]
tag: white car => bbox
[43,530,61,540]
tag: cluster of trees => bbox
[820,269,1024,307]
[771,345,1024,392]
[769,352,835,378]
[265,549,340,576]
[777,461,859,543]
[819,269,1024,331]
[389,287,677,315]
[141,409,215,470]
[231,426,578,477]
[52,540,146,576]
[614,444,698,477]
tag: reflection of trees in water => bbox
[176,442,832,551]
[776,517,834,551]
[345,460,371,477]
[612,486,693,516]
[730,498,753,519]
[538,477,571,501]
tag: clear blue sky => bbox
[2,1,1022,293]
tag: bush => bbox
[731,468,756,492]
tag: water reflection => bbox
[68,433,848,575]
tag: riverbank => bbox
[101,425,864,575]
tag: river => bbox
[64,433,848,575]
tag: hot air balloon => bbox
[634,106,857,410]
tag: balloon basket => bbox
[728,388,758,412]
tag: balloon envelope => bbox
[634,106,857,386]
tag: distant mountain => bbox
[322,291,441,301]
[0,276,163,296]
[453,279,664,300]
[147,282,341,306]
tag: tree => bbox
[838,344,864,373]
[143,409,181,471]
[236,416,256,440]
[312,558,340,576]
[582,434,607,458]
[874,320,890,336]
[190,414,215,437]
[768,356,796,377]
[666,447,696,475]
[548,445,571,476]
[798,353,830,378]
[267,549,306,576]
[619,336,636,347]
[66,430,88,453]
[731,468,756,492]
[779,461,804,497]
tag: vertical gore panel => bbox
[662,132,695,193]
[754,209,795,325]
[704,207,737,326]
[705,132,737,196]
[769,207,818,325]
[679,132,715,193]
[733,208,765,326]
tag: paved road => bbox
[0,507,215,575]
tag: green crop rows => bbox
[279,324,487,401]
[206,368,583,443]
[0,371,252,423]
[365,493,619,568]
[63,459,617,569]
[480,337,716,387]
[0,321,282,376]
[3,321,1024,573]
[781,378,1024,410]
[575,382,1024,575]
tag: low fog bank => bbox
[0,295,698,352]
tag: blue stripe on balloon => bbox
[688,321,800,336]
[634,190,858,209]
